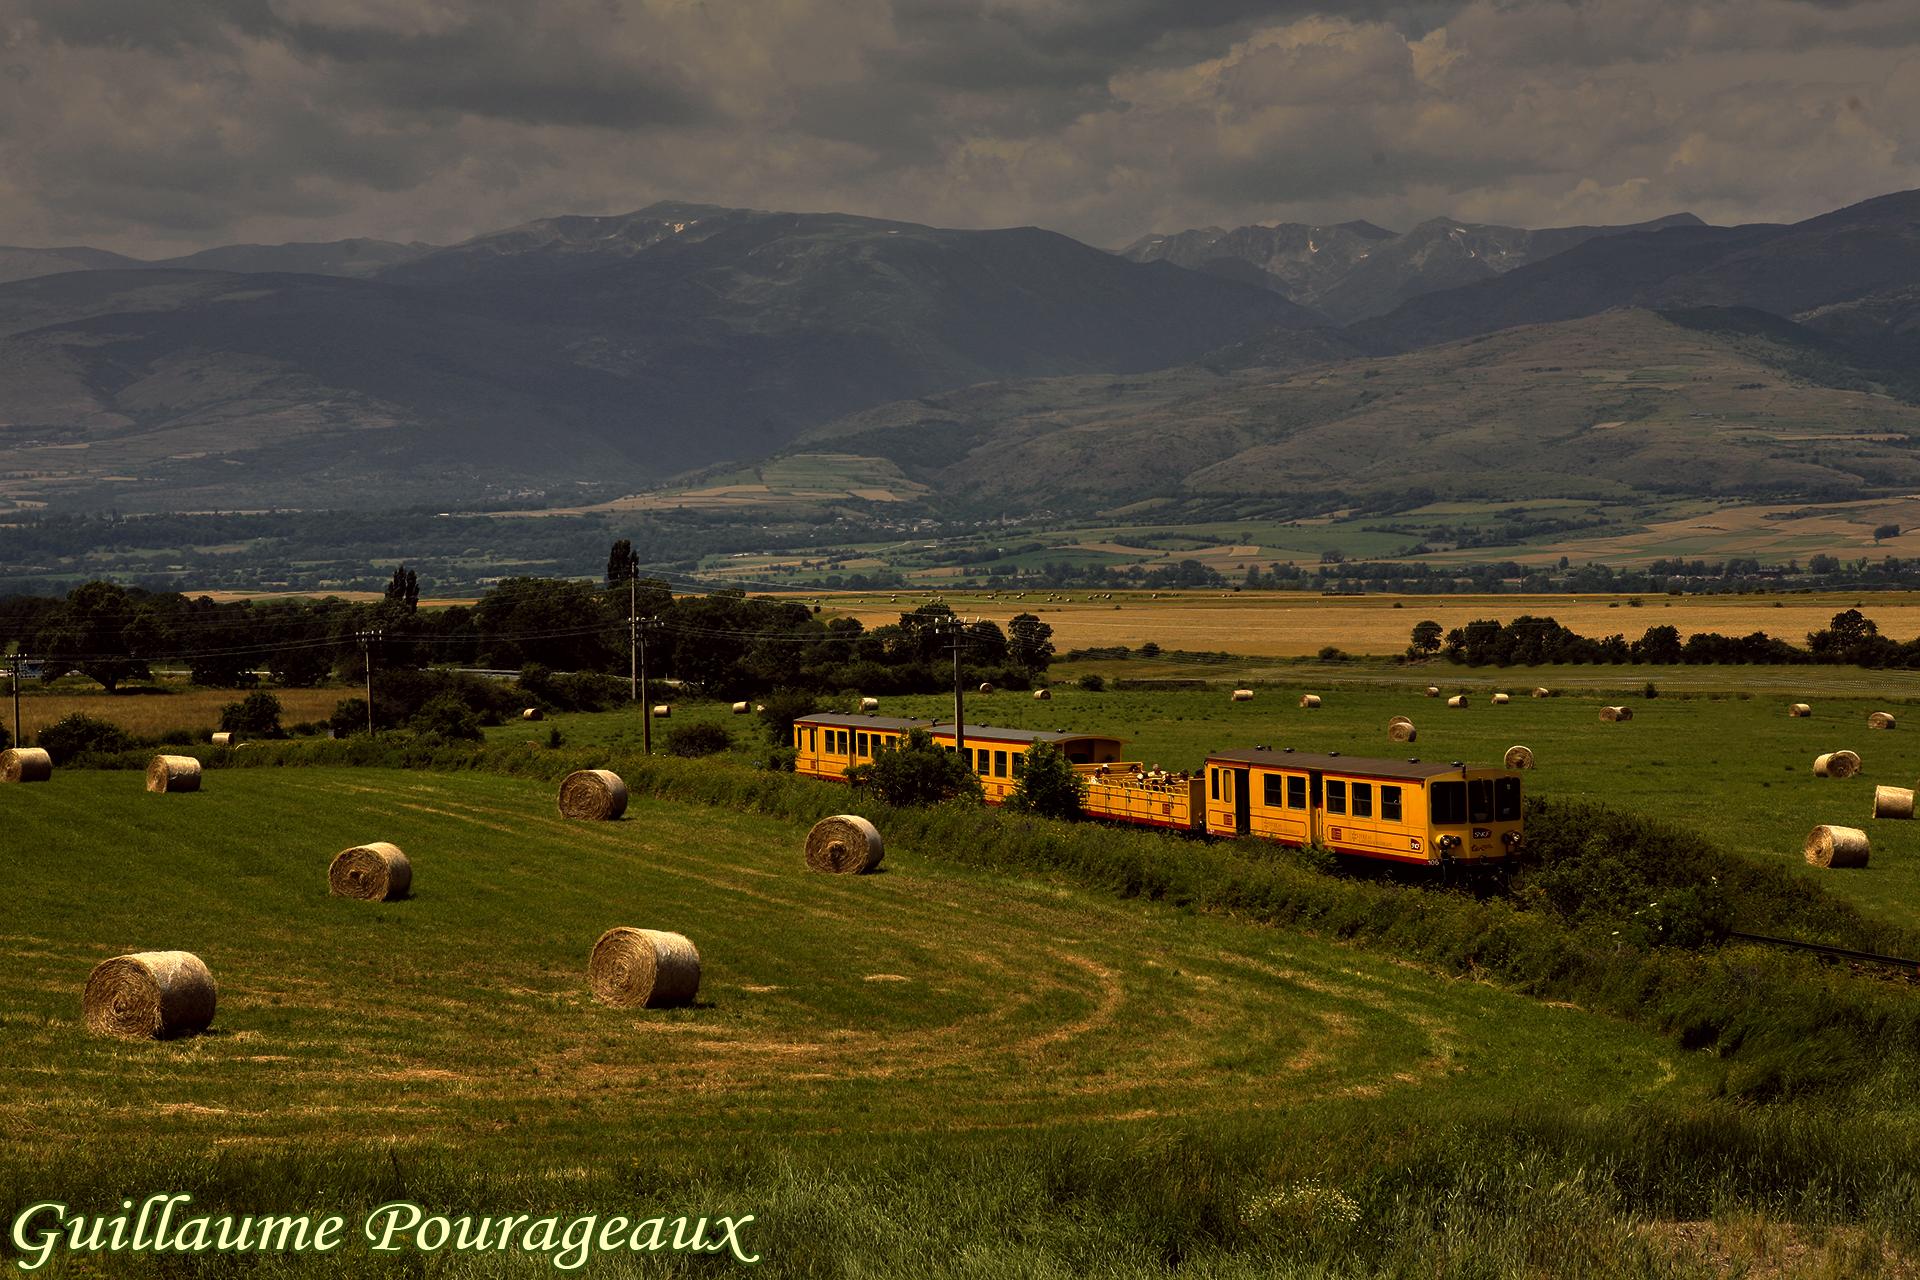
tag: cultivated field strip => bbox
[0,769,1688,1163]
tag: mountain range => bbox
[2,189,1919,514]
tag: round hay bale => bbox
[1491,693,1511,705]
[1813,751,1862,779]
[805,814,884,874]
[588,928,701,1009]
[558,769,628,821]
[1033,688,1051,701]
[1804,824,1870,868]
[651,704,672,718]
[1599,706,1633,722]
[145,755,201,794]
[1789,703,1811,718]
[978,683,994,695]
[1388,715,1414,728]
[328,842,413,900]
[83,951,216,1039]
[1504,745,1535,770]
[1425,686,1441,697]
[1446,695,1468,709]
[0,747,52,783]
[1231,689,1254,702]
[1869,711,1897,730]
[521,707,544,722]
[1531,687,1551,699]
[210,732,237,747]
[860,697,880,712]
[1874,786,1915,820]
[1299,694,1322,709]
[732,701,749,714]
[1388,721,1417,743]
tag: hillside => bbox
[0,205,1311,511]
[797,308,1920,510]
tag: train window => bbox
[1211,768,1219,801]
[856,732,869,757]
[1013,751,1025,776]
[1263,773,1284,807]
[1431,782,1466,825]
[1381,786,1403,823]
[976,751,990,776]
[994,750,1009,778]
[1352,783,1372,819]
[1468,779,1494,824]
[1495,776,1522,821]
[838,731,850,755]
[1287,775,1307,809]
[1326,780,1346,815]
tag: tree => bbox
[1633,625,1684,664]
[1007,613,1054,674]
[848,728,982,807]
[1876,524,1901,545]
[606,539,641,586]
[34,581,157,692]
[1410,620,1443,656]
[410,693,483,742]
[1003,741,1085,819]
[219,690,284,738]
[384,566,420,613]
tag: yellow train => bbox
[791,712,1523,871]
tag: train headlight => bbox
[1438,834,1461,853]
[1502,831,1522,849]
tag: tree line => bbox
[1409,609,1905,668]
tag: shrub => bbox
[757,689,819,748]
[409,693,484,743]
[330,697,369,738]
[1078,674,1106,692]
[848,728,982,808]
[1003,741,1085,819]
[219,690,284,738]
[35,713,132,764]
[666,722,732,758]
[0,722,9,753]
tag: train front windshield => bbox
[1432,778,1521,825]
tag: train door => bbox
[1232,768,1251,833]
[1308,772,1324,846]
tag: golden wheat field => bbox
[825,591,1920,657]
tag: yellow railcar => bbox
[1202,749,1522,870]
[792,713,931,782]
[1079,764,1206,832]
[927,724,1126,805]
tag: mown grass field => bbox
[522,681,1920,931]
[6,684,344,742]
[0,765,1818,1277]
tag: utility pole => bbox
[944,616,978,762]
[628,573,638,706]
[639,618,655,755]
[9,653,21,748]
[356,627,382,737]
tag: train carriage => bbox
[1203,749,1521,870]
[793,713,932,782]
[928,724,1126,805]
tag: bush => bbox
[1078,674,1106,692]
[219,690,284,738]
[35,713,132,764]
[666,722,732,757]
[0,722,9,753]
[330,698,369,738]
[409,693,484,743]
[1003,741,1085,819]
[848,728,983,808]
[756,689,819,748]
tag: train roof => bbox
[796,713,932,731]
[929,723,1125,745]
[1205,748,1476,781]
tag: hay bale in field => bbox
[1504,745,1535,770]
[1491,693,1511,705]
[1299,694,1322,709]
[1446,695,1468,709]
[1033,688,1051,701]
[1426,686,1441,697]
[732,702,749,715]
[805,814,885,874]
[1869,711,1897,730]
[1388,721,1417,743]
[1804,824,1870,868]
[651,704,672,718]
[1532,687,1551,699]
[1813,751,1862,779]
[1231,689,1254,702]
[860,697,880,712]
[145,755,201,793]
[1789,703,1811,718]
[1389,715,1414,728]
[521,708,544,722]
[588,928,701,1009]
[328,842,412,900]
[1,747,52,783]
[978,683,994,694]
[1599,706,1633,722]
[558,769,628,821]
[1874,786,1915,820]
[83,951,216,1039]
[210,732,237,747]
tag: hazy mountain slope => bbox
[799,309,1920,510]
[0,246,141,285]
[150,238,436,277]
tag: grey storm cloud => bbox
[0,0,1918,255]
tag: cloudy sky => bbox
[2,0,1917,256]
